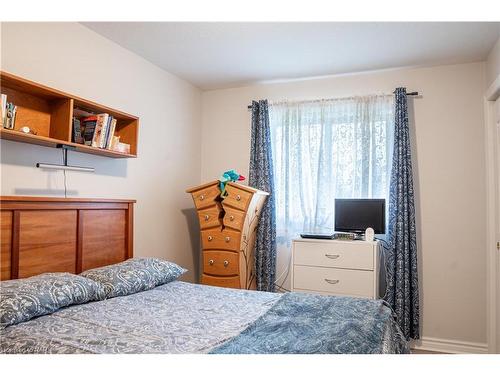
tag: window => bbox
[269,95,394,243]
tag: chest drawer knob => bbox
[223,260,229,267]
[208,235,213,241]
[225,236,231,242]
[236,194,241,201]
[204,215,210,221]
[199,194,205,201]
[325,254,340,259]
[229,215,235,221]
[324,278,339,285]
[209,259,214,265]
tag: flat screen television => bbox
[334,199,386,234]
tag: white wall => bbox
[0,23,202,281]
[486,37,500,88]
[201,62,487,346]
[484,35,500,353]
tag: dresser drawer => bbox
[202,274,240,289]
[223,207,246,231]
[293,265,374,298]
[201,229,241,251]
[197,205,222,230]
[222,185,253,211]
[293,241,374,270]
[190,184,221,210]
[203,250,239,276]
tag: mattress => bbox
[0,281,409,354]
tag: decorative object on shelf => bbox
[109,135,120,150]
[0,71,139,159]
[219,169,246,198]
[186,180,269,290]
[3,101,17,130]
[19,126,37,135]
[113,141,130,154]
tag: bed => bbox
[0,196,409,354]
[0,279,408,354]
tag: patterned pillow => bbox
[0,273,104,329]
[80,257,187,299]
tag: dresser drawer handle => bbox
[199,194,205,201]
[223,260,229,267]
[324,278,339,285]
[207,236,213,241]
[325,254,340,259]
[225,236,231,243]
[236,195,241,201]
[204,215,210,221]
[229,215,235,221]
[209,259,214,265]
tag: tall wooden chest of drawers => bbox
[186,181,269,289]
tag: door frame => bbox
[485,74,500,353]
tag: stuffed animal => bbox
[219,169,246,197]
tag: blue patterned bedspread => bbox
[1,281,408,354]
[211,292,409,354]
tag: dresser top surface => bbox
[185,180,269,195]
[293,238,378,245]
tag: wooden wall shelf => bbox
[0,71,138,158]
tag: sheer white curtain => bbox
[269,95,395,246]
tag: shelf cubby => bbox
[0,71,138,158]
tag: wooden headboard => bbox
[0,196,135,280]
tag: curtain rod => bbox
[246,91,419,109]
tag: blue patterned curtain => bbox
[384,88,420,340]
[249,100,277,292]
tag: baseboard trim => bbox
[411,336,488,354]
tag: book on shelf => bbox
[72,110,121,151]
[92,113,109,148]
[81,116,97,146]
[101,115,113,148]
[1,94,7,128]
[72,117,84,144]
[101,115,110,148]
[105,118,117,149]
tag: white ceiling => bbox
[82,22,500,90]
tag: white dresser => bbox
[291,238,380,299]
